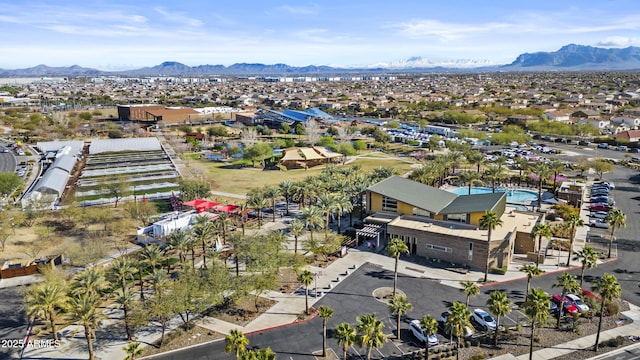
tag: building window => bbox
[447,213,466,223]
[382,196,398,212]
[426,243,452,253]
[468,243,473,261]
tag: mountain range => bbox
[1,44,640,77]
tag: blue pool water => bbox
[449,187,538,203]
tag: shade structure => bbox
[214,204,239,213]
[183,199,221,213]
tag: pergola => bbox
[356,224,385,249]
[183,199,222,213]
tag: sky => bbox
[2,0,640,70]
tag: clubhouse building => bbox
[364,176,543,271]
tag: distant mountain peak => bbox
[505,44,640,70]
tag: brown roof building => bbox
[117,104,200,125]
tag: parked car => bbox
[590,197,614,205]
[549,301,559,315]
[589,219,609,229]
[439,311,474,337]
[565,294,590,313]
[630,148,640,153]
[471,309,496,331]
[409,319,439,346]
[589,203,612,212]
[590,191,610,198]
[578,140,590,146]
[615,145,628,152]
[551,295,579,315]
[589,211,609,219]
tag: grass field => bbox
[192,152,416,195]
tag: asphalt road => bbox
[0,286,30,359]
[593,342,640,360]
[0,143,17,173]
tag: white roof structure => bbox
[33,168,70,196]
[51,154,77,173]
[89,138,162,154]
[37,141,84,156]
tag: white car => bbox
[589,211,608,219]
[439,311,474,337]
[565,294,590,313]
[589,219,609,229]
[409,319,439,346]
[471,309,497,331]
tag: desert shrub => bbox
[516,322,522,332]
[465,340,471,348]
[490,266,508,275]
[604,301,619,316]
[534,337,541,343]
[602,336,625,347]
[469,355,486,360]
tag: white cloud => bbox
[596,36,640,47]
[276,5,319,15]
[153,7,203,27]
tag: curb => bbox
[246,310,319,335]
[138,337,226,360]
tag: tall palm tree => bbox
[552,272,580,329]
[487,290,512,347]
[520,264,544,296]
[530,162,552,211]
[299,270,314,315]
[419,315,438,360]
[237,202,250,236]
[263,186,281,222]
[191,219,215,265]
[573,246,599,289]
[279,180,295,215]
[592,273,622,351]
[110,257,137,294]
[288,219,305,254]
[564,213,584,266]
[317,193,338,238]
[114,287,135,340]
[302,206,323,243]
[166,230,191,264]
[465,150,485,173]
[479,211,503,282]
[531,222,551,265]
[460,170,484,195]
[335,322,356,360]
[460,280,480,308]
[447,302,472,360]
[335,193,353,234]
[141,245,163,270]
[248,192,269,227]
[484,165,504,193]
[318,305,334,357]
[123,342,144,360]
[523,288,550,360]
[225,328,249,360]
[604,209,626,258]
[548,159,565,191]
[70,267,108,299]
[216,211,234,244]
[356,313,387,360]
[69,293,103,360]
[388,294,412,340]
[150,268,168,298]
[386,238,409,297]
[24,283,67,342]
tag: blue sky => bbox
[1,0,640,70]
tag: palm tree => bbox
[110,257,137,294]
[388,294,412,340]
[288,219,305,254]
[419,315,438,360]
[150,268,168,298]
[552,272,580,329]
[592,273,622,351]
[166,230,191,264]
[24,283,67,342]
[447,302,472,360]
[263,186,281,222]
[523,288,551,360]
[69,293,103,360]
[574,246,599,289]
[484,165,504,193]
[236,202,250,236]
[215,211,233,244]
[335,322,356,360]
[530,162,552,211]
[531,222,551,265]
[141,244,163,270]
[335,193,354,234]
[487,290,512,347]
[460,280,480,308]
[318,305,334,357]
[248,192,269,227]
[479,211,503,282]
[460,170,484,195]
[548,159,565,191]
[564,213,584,266]
[386,238,409,297]
[317,193,338,238]
[225,328,249,360]
[279,180,295,215]
[299,270,314,315]
[192,219,215,265]
[604,209,626,258]
[356,313,387,360]
[465,150,485,173]
[114,287,135,340]
[520,264,544,296]
[123,342,144,360]
[70,267,108,299]
[302,206,323,243]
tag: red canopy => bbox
[183,199,221,213]
[214,204,239,213]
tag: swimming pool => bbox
[449,187,538,203]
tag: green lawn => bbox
[198,155,415,195]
